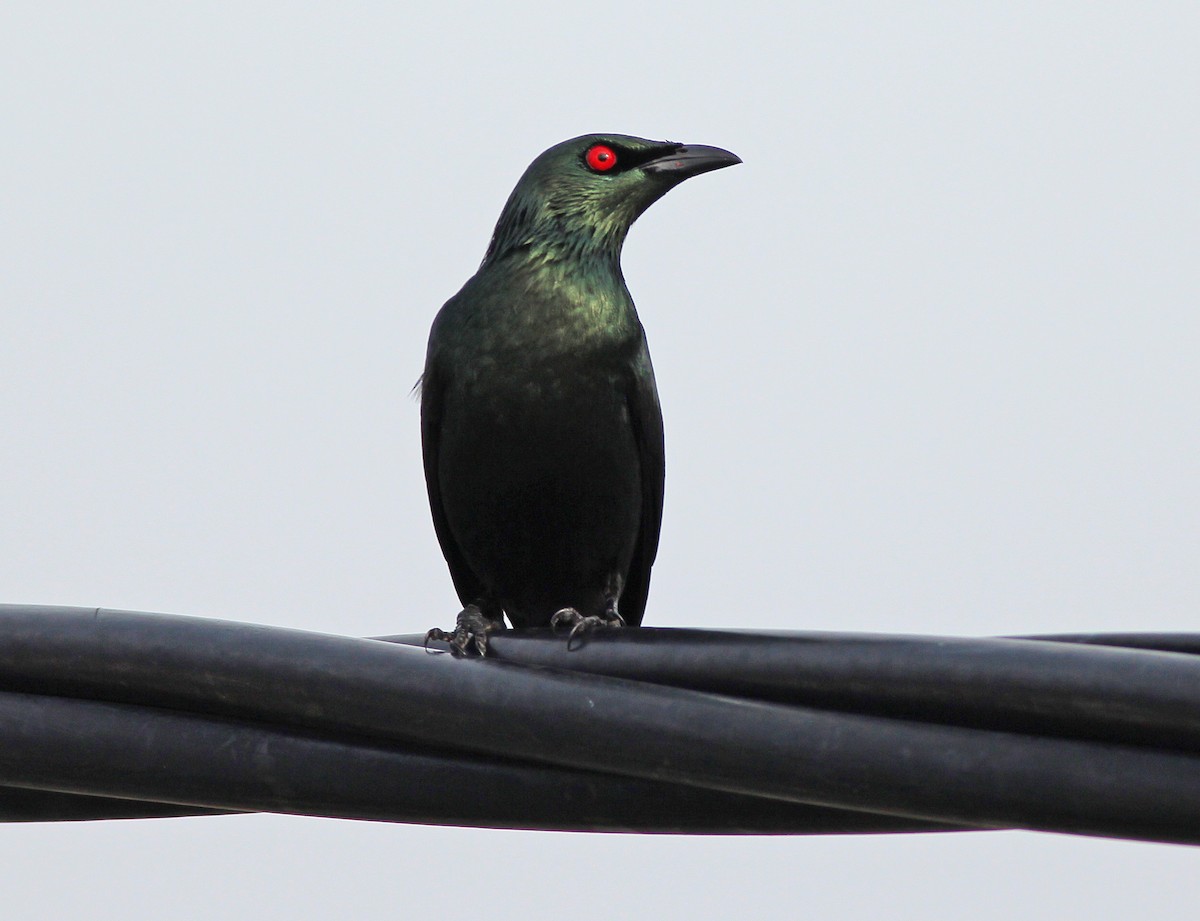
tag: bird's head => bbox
[482,134,741,266]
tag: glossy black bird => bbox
[422,134,740,654]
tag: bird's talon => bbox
[424,627,449,653]
[425,604,503,657]
[551,607,625,649]
[550,607,582,634]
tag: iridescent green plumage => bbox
[422,134,740,654]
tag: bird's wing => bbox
[420,368,487,608]
[621,336,666,627]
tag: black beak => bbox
[642,144,742,179]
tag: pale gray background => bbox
[2,2,1199,918]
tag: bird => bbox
[421,134,740,655]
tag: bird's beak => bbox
[641,144,742,179]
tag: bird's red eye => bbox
[585,144,618,172]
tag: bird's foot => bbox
[425,604,505,657]
[550,605,625,650]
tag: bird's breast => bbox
[447,356,629,435]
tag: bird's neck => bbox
[470,248,639,352]
[483,192,632,270]
[482,225,631,303]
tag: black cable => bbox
[1020,633,1200,655]
[0,787,232,823]
[0,690,933,834]
[384,628,1200,750]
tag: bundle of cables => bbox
[1,604,1198,844]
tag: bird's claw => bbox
[550,606,625,650]
[425,604,503,657]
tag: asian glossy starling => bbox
[422,134,740,654]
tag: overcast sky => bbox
[3,2,1199,918]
